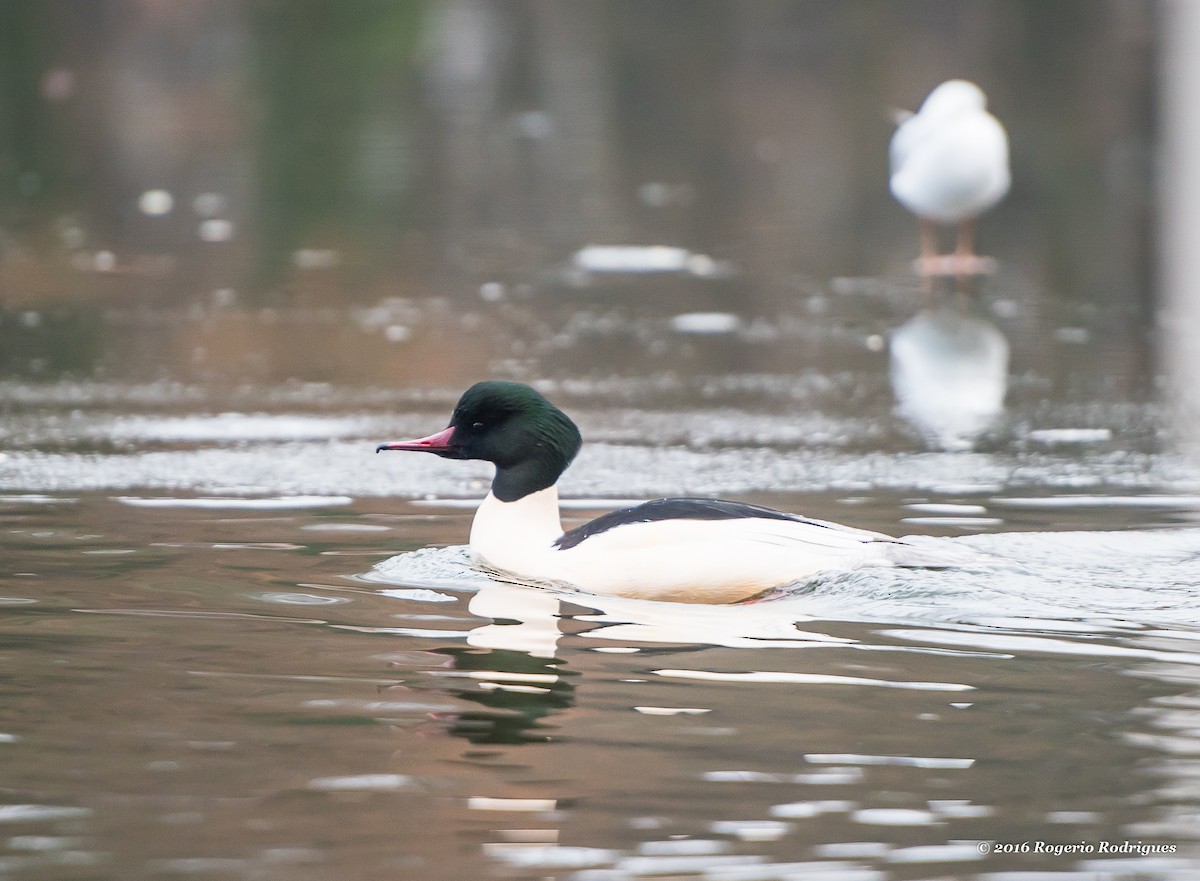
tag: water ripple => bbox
[653,668,972,692]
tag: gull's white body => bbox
[889,80,1010,224]
[469,488,924,604]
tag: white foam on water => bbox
[117,495,353,509]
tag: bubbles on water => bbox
[1028,428,1114,445]
[795,768,866,785]
[211,542,304,551]
[1,374,1192,504]
[702,770,786,783]
[881,628,1200,667]
[572,244,690,274]
[478,281,506,302]
[118,496,353,510]
[806,754,974,769]
[301,522,390,532]
[637,839,728,856]
[254,592,349,606]
[653,668,972,692]
[7,835,83,852]
[770,800,855,819]
[783,529,1200,630]
[383,324,411,343]
[482,843,619,869]
[138,189,173,216]
[614,853,769,875]
[632,706,711,716]
[886,842,986,863]
[0,495,77,505]
[904,502,987,515]
[668,312,741,335]
[0,805,92,823]
[145,858,248,874]
[108,413,365,442]
[928,799,994,819]
[813,841,892,859]
[467,797,557,813]
[991,494,1200,510]
[198,218,234,242]
[900,515,1003,528]
[378,588,456,603]
[851,808,940,826]
[362,545,484,590]
[591,646,640,653]
[709,819,792,841]
[307,774,416,791]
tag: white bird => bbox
[889,80,1010,282]
[377,381,977,604]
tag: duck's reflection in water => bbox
[425,585,575,744]
[420,581,847,744]
[427,644,576,744]
[889,306,1009,451]
[467,581,848,652]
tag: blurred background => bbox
[0,0,1159,392]
[11,9,1200,880]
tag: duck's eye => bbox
[471,422,485,431]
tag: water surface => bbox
[2,372,1200,880]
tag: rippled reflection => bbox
[889,307,1009,452]
[418,642,576,745]
[2,492,1200,879]
[355,519,1200,876]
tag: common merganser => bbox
[889,79,1010,280]
[377,381,964,604]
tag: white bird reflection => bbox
[464,582,564,658]
[462,579,852,656]
[889,306,1009,451]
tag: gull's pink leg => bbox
[955,218,978,301]
[919,217,939,304]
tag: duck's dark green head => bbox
[376,381,583,502]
